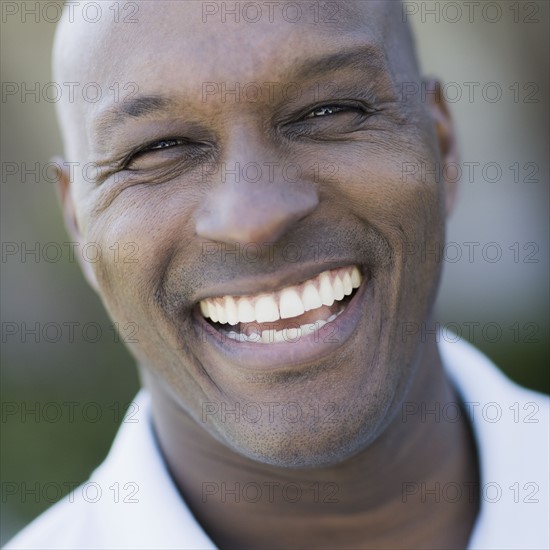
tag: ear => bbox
[52,156,100,293]
[423,79,459,217]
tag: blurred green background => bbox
[1,0,548,544]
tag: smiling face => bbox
[54,0,453,467]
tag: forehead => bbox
[56,0,399,86]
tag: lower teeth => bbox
[223,308,345,344]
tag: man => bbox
[6,1,548,548]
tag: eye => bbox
[281,101,375,141]
[306,105,350,118]
[122,138,196,171]
[143,138,187,152]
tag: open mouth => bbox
[198,266,362,344]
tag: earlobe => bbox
[423,79,460,217]
[52,156,100,293]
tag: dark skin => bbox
[53,1,478,548]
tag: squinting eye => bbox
[306,105,349,118]
[122,138,193,171]
[147,139,186,150]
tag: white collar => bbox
[87,390,217,549]
[439,337,549,549]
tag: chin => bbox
[205,380,404,469]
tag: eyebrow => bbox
[118,95,174,118]
[293,44,387,81]
[93,44,387,141]
[94,95,178,142]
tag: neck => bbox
[140,339,479,549]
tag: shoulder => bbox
[439,336,549,425]
[439,337,549,550]
[4,391,216,550]
[4,491,104,549]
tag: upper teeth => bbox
[199,266,362,325]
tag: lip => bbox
[192,271,369,373]
[193,260,361,302]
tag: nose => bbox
[195,131,319,246]
[196,183,319,245]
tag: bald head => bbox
[52,0,419,161]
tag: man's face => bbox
[57,0,449,467]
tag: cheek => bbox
[317,143,445,271]
[315,144,445,344]
[323,144,442,225]
[84,185,199,323]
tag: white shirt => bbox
[6,338,549,549]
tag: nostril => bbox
[196,210,303,245]
[195,184,319,246]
